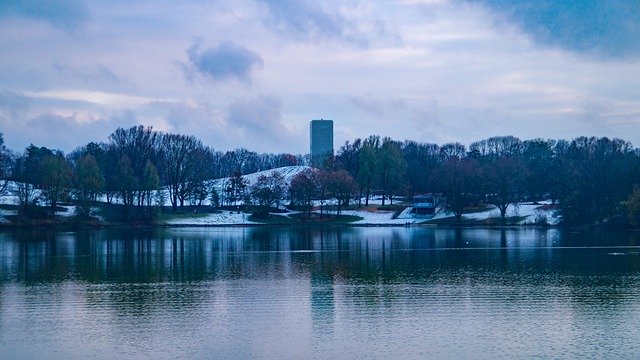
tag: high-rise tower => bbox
[310,119,333,167]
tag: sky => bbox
[1,0,639,154]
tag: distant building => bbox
[310,119,333,167]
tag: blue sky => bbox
[1,0,639,153]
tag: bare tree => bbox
[160,133,212,210]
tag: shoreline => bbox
[0,220,568,231]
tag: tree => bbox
[108,126,160,207]
[316,169,330,215]
[556,137,635,225]
[326,170,356,216]
[439,142,466,161]
[161,134,212,210]
[521,139,555,201]
[356,136,380,206]
[187,182,209,206]
[12,145,49,213]
[469,136,522,159]
[289,169,318,219]
[37,152,72,216]
[336,139,362,179]
[402,141,439,200]
[250,171,285,215]
[225,171,247,208]
[627,186,640,227]
[74,154,104,218]
[481,156,527,222]
[0,133,13,196]
[431,156,481,223]
[114,155,137,212]
[378,138,406,205]
[210,187,220,208]
[140,160,160,207]
[100,146,120,204]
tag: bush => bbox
[533,211,549,226]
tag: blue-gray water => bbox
[1,227,640,359]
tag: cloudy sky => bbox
[1,0,639,153]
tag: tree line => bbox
[0,127,639,226]
[0,126,304,220]
[326,135,640,225]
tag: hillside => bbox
[209,165,310,192]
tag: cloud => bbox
[227,95,301,152]
[261,0,351,41]
[344,94,446,143]
[0,110,138,152]
[184,41,264,83]
[0,0,89,30]
[259,0,399,46]
[467,0,640,59]
[0,90,139,151]
[0,90,30,119]
[147,100,229,145]
[53,63,121,86]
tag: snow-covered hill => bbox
[210,165,310,191]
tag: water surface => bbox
[1,227,640,359]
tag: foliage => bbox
[378,138,406,205]
[0,133,13,196]
[2,126,640,228]
[329,170,357,216]
[627,186,640,227]
[289,169,318,218]
[161,133,213,210]
[74,155,104,218]
[481,156,527,221]
[39,152,72,216]
[430,156,481,223]
[555,137,636,225]
[250,171,285,215]
[224,171,248,207]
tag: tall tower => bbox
[310,119,333,167]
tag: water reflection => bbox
[2,227,640,284]
[1,227,640,359]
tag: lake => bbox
[1,227,640,359]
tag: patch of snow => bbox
[395,207,414,219]
[331,209,419,224]
[452,202,560,225]
[0,208,16,223]
[164,211,257,225]
[211,166,310,190]
[57,205,76,217]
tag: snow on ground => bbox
[164,211,257,225]
[330,209,419,225]
[0,208,16,223]
[58,205,76,217]
[210,166,310,192]
[446,201,560,225]
[0,174,560,226]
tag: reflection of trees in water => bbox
[310,263,335,337]
[1,228,637,283]
[2,228,640,304]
